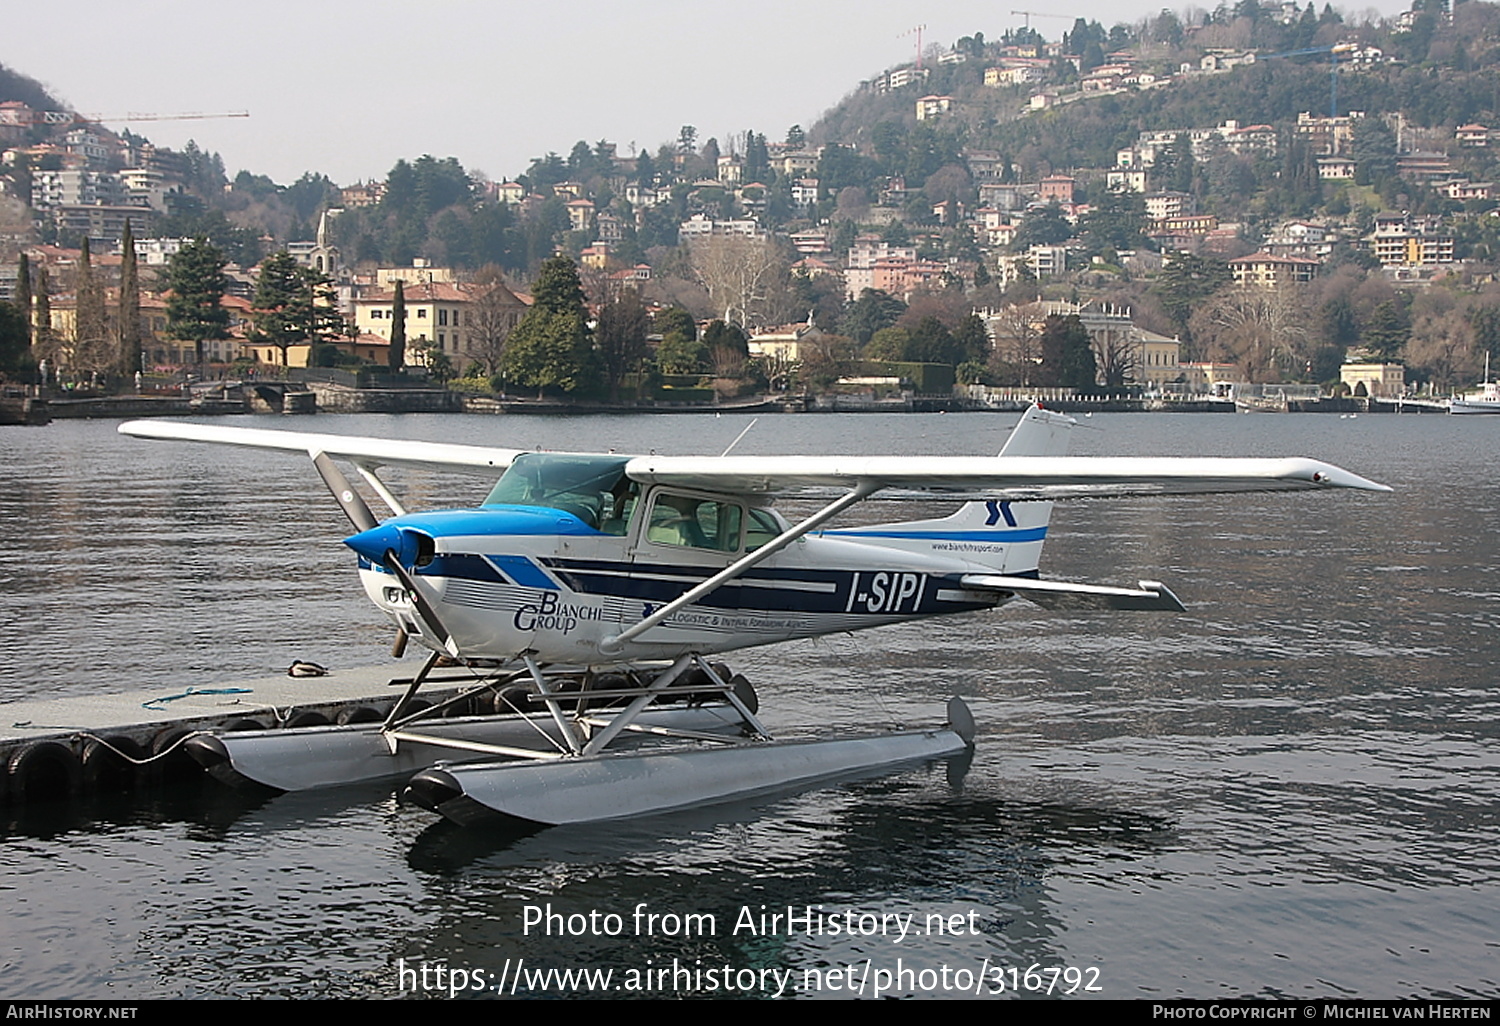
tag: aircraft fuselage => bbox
[351,498,1017,665]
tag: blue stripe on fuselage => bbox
[822,527,1048,542]
[487,554,558,590]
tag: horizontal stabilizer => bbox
[961,574,1186,612]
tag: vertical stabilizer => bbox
[822,405,1074,574]
[997,404,1076,457]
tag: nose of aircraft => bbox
[343,522,434,567]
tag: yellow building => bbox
[353,280,527,370]
[1228,252,1319,288]
[1340,362,1404,397]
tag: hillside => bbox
[0,62,67,113]
[6,4,1500,398]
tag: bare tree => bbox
[797,333,857,392]
[1094,327,1139,389]
[466,279,526,377]
[70,239,113,378]
[1407,305,1476,394]
[985,303,1044,386]
[688,235,788,329]
[1190,286,1310,383]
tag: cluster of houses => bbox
[4,30,1494,395]
[11,235,535,373]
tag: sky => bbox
[7,0,1413,188]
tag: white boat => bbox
[1450,354,1500,414]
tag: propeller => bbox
[382,547,459,658]
[313,451,458,658]
[312,452,378,532]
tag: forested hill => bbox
[809,2,1500,178]
[0,63,66,114]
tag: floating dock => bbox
[0,661,469,805]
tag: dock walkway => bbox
[1,662,431,746]
[0,661,473,803]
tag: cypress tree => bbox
[76,237,108,372]
[33,263,54,368]
[388,279,406,370]
[118,221,142,377]
[14,252,31,350]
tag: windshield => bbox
[483,453,633,530]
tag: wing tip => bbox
[1302,462,1392,492]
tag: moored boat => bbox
[1450,355,1500,414]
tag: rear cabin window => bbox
[745,507,783,551]
[646,493,743,552]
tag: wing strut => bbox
[599,482,879,654]
[351,461,407,517]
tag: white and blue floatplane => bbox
[120,406,1387,827]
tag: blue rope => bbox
[142,686,253,711]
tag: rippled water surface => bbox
[0,411,1496,999]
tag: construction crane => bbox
[1011,9,1075,28]
[0,109,249,128]
[1259,43,1356,117]
[898,24,926,69]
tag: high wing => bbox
[119,420,1391,497]
[622,454,1391,498]
[118,420,523,477]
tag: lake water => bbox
[0,410,1496,999]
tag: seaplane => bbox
[119,406,1387,827]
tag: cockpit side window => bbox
[645,493,743,552]
[599,477,640,536]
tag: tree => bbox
[165,237,229,364]
[1407,306,1476,393]
[987,305,1044,385]
[953,313,991,366]
[248,251,344,365]
[466,276,524,377]
[1014,204,1074,249]
[31,263,57,370]
[595,287,650,399]
[13,252,31,353]
[839,288,906,345]
[1079,190,1148,257]
[1363,298,1410,362]
[0,301,30,379]
[1038,315,1098,389]
[744,131,770,182]
[905,316,964,365]
[1152,254,1232,352]
[74,238,110,375]
[689,235,786,327]
[530,254,588,317]
[1190,287,1310,383]
[797,333,856,392]
[389,280,406,370]
[117,220,141,377]
[656,329,708,375]
[865,326,912,361]
[503,256,597,395]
